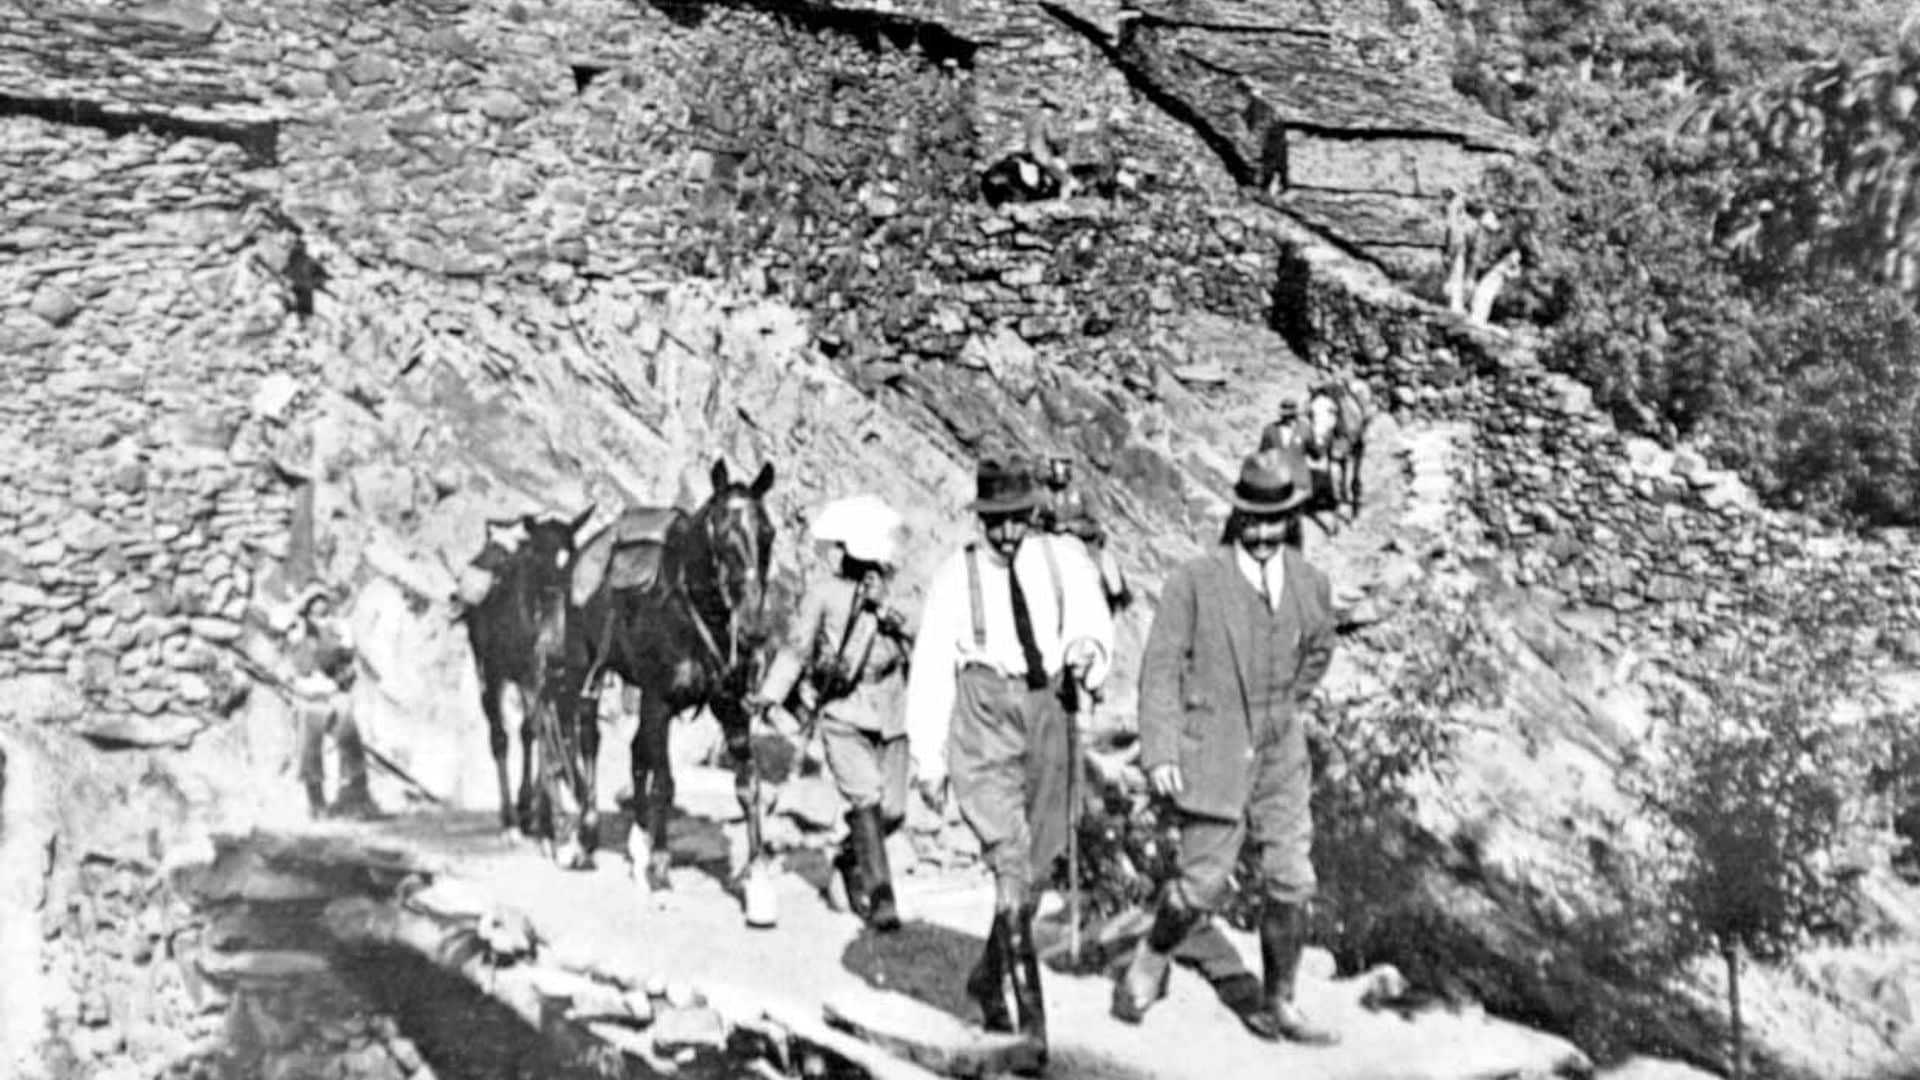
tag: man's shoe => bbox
[1110,944,1170,1024]
[1268,1000,1339,1046]
[1215,973,1281,1041]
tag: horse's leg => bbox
[530,699,554,860]
[1349,438,1366,513]
[482,677,515,834]
[721,698,779,926]
[631,694,676,891]
[717,700,763,871]
[516,683,538,836]
[569,671,604,868]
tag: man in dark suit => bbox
[1112,446,1338,1044]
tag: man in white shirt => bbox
[904,457,1114,1073]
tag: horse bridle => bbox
[671,496,767,684]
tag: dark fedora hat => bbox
[969,457,1043,515]
[1231,447,1313,515]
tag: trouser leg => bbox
[333,701,373,802]
[297,705,328,816]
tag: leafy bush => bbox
[1304,600,1497,962]
[1451,4,1920,526]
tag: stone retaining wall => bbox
[0,115,308,740]
[1274,219,1920,657]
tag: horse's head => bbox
[484,504,595,673]
[1306,389,1341,450]
[692,459,777,648]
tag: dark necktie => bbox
[1007,550,1050,690]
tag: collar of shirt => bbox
[1234,544,1286,610]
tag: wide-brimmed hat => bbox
[1231,448,1313,515]
[811,494,905,566]
[969,457,1043,515]
[1277,400,1301,418]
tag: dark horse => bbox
[463,507,596,860]
[567,460,777,889]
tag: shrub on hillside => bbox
[1302,601,1495,963]
[1446,2,1920,527]
[1630,575,1908,1077]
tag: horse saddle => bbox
[570,506,681,606]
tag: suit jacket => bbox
[1136,545,1334,821]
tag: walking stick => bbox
[1064,673,1087,969]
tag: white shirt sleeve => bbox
[1045,534,1116,689]
[903,552,964,787]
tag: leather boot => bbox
[1258,903,1338,1046]
[1002,903,1048,1075]
[1216,973,1283,1041]
[1111,895,1199,1024]
[837,811,870,920]
[852,805,901,932]
[967,912,1013,1033]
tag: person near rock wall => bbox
[1254,407,1310,551]
[1023,102,1077,200]
[1257,399,1307,457]
[904,457,1115,1073]
[1037,457,1133,614]
[270,584,380,821]
[748,494,915,933]
[1115,446,1339,1046]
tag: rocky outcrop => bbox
[1115,0,1526,276]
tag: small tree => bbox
[1639,583,1891,1080]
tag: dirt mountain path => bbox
[359,811,1589,1080]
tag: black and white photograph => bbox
[2,0,1918,1078]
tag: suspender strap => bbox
[965,544,987,649]
[1038,535,1065,638]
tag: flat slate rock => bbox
[823,985,1043,1079]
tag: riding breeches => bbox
[1164,744,1316,913]
[820,716,909,827]
[947,665,1074,910]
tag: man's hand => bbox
[1063,637,1103,682]
[1148,764,1184,799]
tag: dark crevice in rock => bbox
[0,93,279,166]
[332,946,617,1080]
[570,62,609,93]
[644,0,981,67]
[1040,4,1258,188]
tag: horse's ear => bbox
[711,459,731,493]
[568,503,596,539]
[749,463,775,498]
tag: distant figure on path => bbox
[271,584,379,820]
